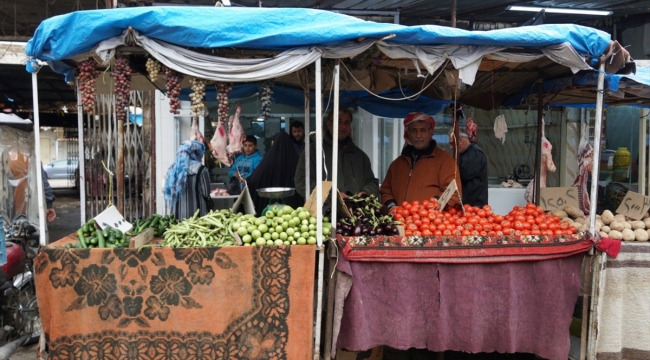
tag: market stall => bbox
[25,6,632,360]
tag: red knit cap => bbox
[403,112,435,141]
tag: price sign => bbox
[438,179,459,211]
[94,205,132,233]
[616,190,650,220]
[539,187,579,212]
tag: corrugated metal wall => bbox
[469,108,564,187]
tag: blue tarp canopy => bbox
[503,61,650,108]
[26,7,611,63]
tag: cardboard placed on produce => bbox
[129,228,153,249]
[616,190,650,220]
[232,184,256,215]
[438,179,459,211]
[94,205,133,233]
[304,181,332,217]
[337,190,352,218]
[539,187,579,211]
[233,232,244,246]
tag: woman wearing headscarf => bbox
[248,131,304,215]
[164,139,212,220]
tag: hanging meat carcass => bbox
[227,105,245,155]
[210,120,231,166]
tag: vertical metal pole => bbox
[117,117,125,214]
[331,60,340,232]
[588,62,606,234]
[585,62,606,360]
[313,57,325,360]
[646,108,650,196]
[640,109,647,195]
[305,90,311,200]
[451,0,457,27]
[534,79,543,205]
[76,83,87,224]
[32,73,47,246]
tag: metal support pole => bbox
[451,0,457,28]
[117,117,125,214]
[313,57,325,360]
[588,62,606,234]
[32,72,47,246]
[646,108,650,197]
[76,83,87,224]
[305,90,310,200]
[534,80,543,205]
[584,62,606,360]
[641,108,648,195]
[331,60,340,228]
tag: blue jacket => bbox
[228,150,263,180]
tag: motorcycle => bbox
[0,215,41,358]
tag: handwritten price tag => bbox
[616,191,650,220]
[539,187,579,212]
[438,179,459,211]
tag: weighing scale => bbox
[257,187,295,215]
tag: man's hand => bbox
[46,208,57,223]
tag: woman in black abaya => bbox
[247,131,304,215]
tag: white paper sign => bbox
[94,205,133,233]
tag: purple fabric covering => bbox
[333,253,584,360]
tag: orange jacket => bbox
[381,142,462,207]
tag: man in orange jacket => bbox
[381,112,462,209]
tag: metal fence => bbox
[83,90,155,221]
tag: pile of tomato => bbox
[391,200,578,237]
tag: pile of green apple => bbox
[235,206,332,246]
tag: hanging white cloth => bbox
[494,114,508,144]
[95,29,376,83]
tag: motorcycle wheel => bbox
[7,282,41,346]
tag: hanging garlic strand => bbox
[260,79,275,120]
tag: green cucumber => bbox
[78,234,88,248]
[96,230,106,248]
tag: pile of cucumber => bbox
[67,219,128,249]
[129,214,178,237]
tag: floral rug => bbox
[35,236,315,360]
[338,233,592,263]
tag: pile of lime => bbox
[235,206,331,246]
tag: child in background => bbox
[228,135,263,193]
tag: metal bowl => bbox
[257,187,295,199]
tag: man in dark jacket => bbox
[294,107,379,200]
[450,129,488,207]
[289,120,305,157]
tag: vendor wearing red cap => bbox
[381,112,462,209]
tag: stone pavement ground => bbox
[13,189,80,359]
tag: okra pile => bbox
[128,214,178,237]
[69,219,128,249]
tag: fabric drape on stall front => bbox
[247,132,304,215]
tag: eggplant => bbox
[376,227,383,235]
[353,226,362,236]
[369,229,377,236]
[336,228,343,235]
[379,205,390,216]
[390,225,398,234]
